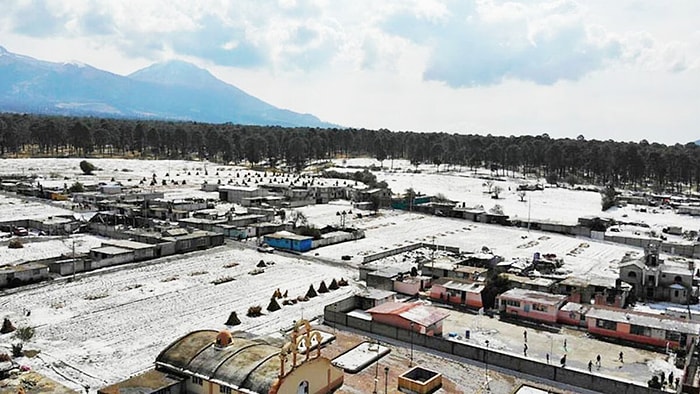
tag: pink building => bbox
[585,307,700,349]
[556,302,590,327]
[430,277,485,309]
[497,288,568,324]
[367,302,450,336]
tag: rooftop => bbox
[586,307,700,334]
[367,302,450,327]
[498,288,568,305]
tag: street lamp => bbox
[485,340,490,392]
[409,322,415,367]
[373,340,380,394]
[384,366,389,394]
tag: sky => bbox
[1,0,699,145]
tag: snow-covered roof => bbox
[91,246,132,256]
[497,288,568,306]
[586,307,700,334]
[433,277,485,293]
[264,231,312,241]
[367,302,450,327]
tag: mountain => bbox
[0,46,336,128]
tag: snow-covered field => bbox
[0,244,357,391]
[3,234,105,265]
[0,157,698,392]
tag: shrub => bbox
[329,279,339,290]
[306,284,318,298]
[8,239,23,249]
[267,297,281,312]
[68,182,84,193]
[247,305,263,317]
[79,160,96,175]
[317,281,329,293]
[1,318,16,334]
[13,326,34,342]
[225,311,241,326]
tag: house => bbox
[355,289,396,310]
[99,322,343,394]
[556,277,630,308]
[89,246,136,269]
[585,307,700,349]
[430,277,485,309]
[503,274,557,294]
[366,302,450,336]
[497,288,568,324]
[101,240,156,261]
[0,262,49,288]
[354,188,393,209]
[263,231,313,252]
[218,185,268,204]
[393,275,432,296]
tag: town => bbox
[1,156,699,394]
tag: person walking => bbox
[523,330,527,343]
[618,351,624,363]
[523,343,528,357]
[560,354,567,367]
[546,353,550,364]
[588,360,593,372]
[596,354,601,368]
[563,338,567,351]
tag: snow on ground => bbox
[0,157,696,392]
[0,194,73,220]
[298,204,630,281]
[0,244,359,392]
[3,234,106,265]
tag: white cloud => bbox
[1,0,700,143]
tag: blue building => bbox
[263,231,313,252]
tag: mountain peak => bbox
[128,60,221,88]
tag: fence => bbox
[324,298,664,394]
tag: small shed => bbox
[263,231,313,252]
[367,302,449,336]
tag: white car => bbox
[257,245,274,253]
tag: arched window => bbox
[674,276,682,283]
[298,381,309,394]
[627,271,637,278]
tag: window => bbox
[627,271,637,278]
[532,304,548,312]
[666,331,681,341]
[219,386,232,394]
[630,325,651,337]
[191,377,203,386]
[675,276,683,283]
[503,299,520,308]
[675,290,679,298]
[595,319,617,331]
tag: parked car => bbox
[257,245,274,253]
[13,227,28,236]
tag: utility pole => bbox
[72,239,76,281]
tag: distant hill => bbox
[0,46,336,128]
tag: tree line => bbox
[0,113,699,193]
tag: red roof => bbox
[367,302,450,327]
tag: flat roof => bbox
[264,231,312,241]
[102,239,154,250]
[434,277,485,293]
[0,262,48,274]
[91,246,132,255]
[586,307,700,334]
[498,288,568,305]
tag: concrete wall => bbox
[324,295,664,394]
